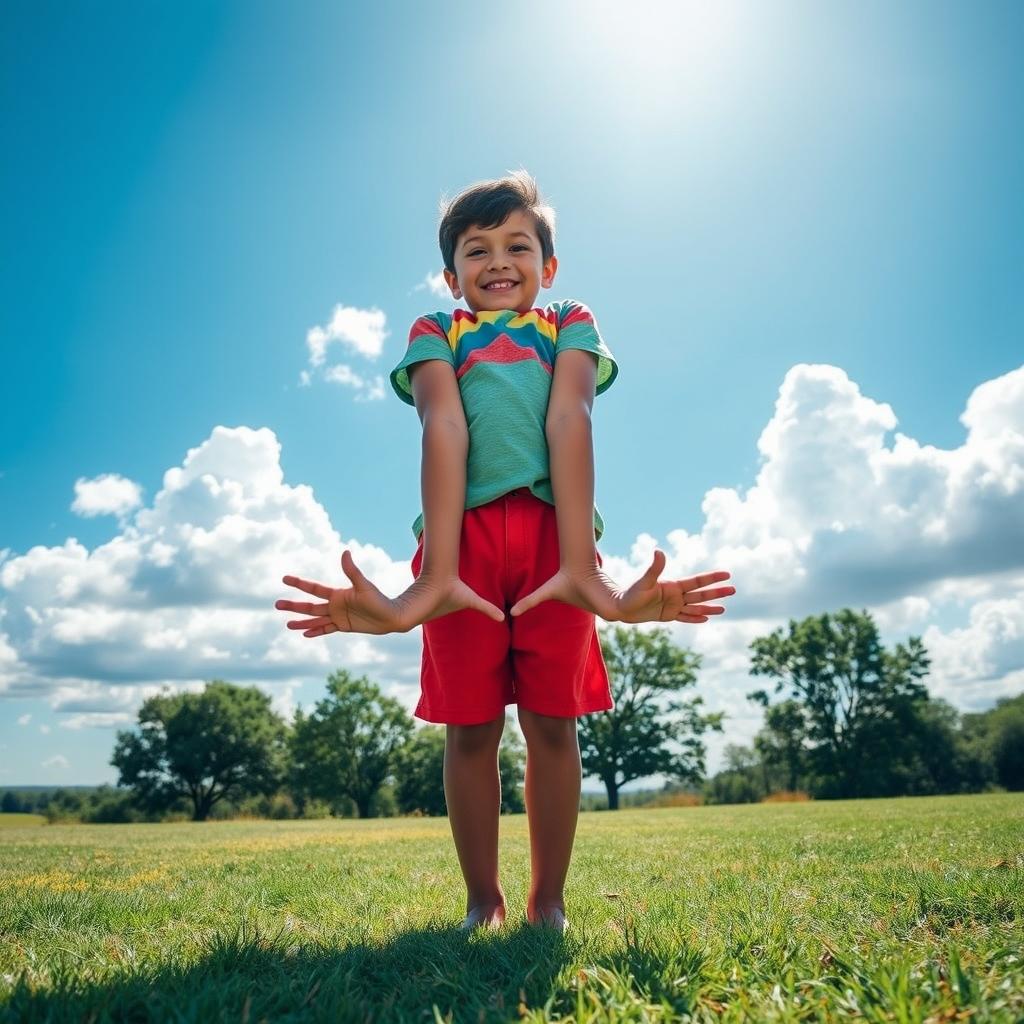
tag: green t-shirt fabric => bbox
[389,298,619,543]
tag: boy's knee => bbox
[445,713,505,755]
[518,707,577,747]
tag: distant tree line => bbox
[700,610,1023,804]
[3,610,1020,823]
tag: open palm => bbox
[614,550,734,623]
[275,550,505,637]
[509,549,734,624]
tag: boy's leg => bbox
[516,706,581,928]
[444,712,507,928]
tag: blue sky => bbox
[2,0,1022,790]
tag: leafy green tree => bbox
[580,625,723,810]
[748,609,931,798]
[992,717,1024,790]
[753,699,808,793]
[892,697,986,796]
[111,680,288,821]
[43,788,86,822]
[963,694,1024,791]
[1,791,23,813]
[393,715,526,816]
[289,670,414,818]
[393,726,448,816]
[703,744,765,804]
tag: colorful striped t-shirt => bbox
[389,298,619,543]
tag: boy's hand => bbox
[508,549,735,624]
[275,549,505,637]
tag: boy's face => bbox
[443,208,557,315]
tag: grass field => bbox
[0,814,44,829]
[1,793,1021,1022]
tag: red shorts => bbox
[410,487,613,725]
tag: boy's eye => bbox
[467,245,529,256]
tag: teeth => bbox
[486,282,515,290]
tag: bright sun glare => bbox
[568,0,745,124]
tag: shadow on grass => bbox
[3,916,588,1023]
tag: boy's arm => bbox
[545,348,600,569]
[410,358,468,577]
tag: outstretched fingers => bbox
[680,571,731,592]
[302,621,338,638]
[276,598,330,617]
[280,574,332,599]
[285,613,332,630]
[680,583,735,605]
[665,576,735,623]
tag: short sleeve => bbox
[389,313,456,406]
[551,299,619,396]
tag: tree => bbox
[111,680,288,821]
[1,791,23,813]
[579,625,723,810]
[890,697,977,796]
[963,694,1024,791]
[393,714,526,816]
[289,670,414,818]
[748,609,930,798]
[703,744,765,804]
[753,699,808,793]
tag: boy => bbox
[275,170,735,932]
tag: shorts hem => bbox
[513,697,614,718]
[414,702,510,725]
[415,695,613,724]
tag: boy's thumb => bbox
[340,549,365,584]
[509,586,541,617]
[644,549,667,582]
[468,588,504,622]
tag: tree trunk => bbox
[192,792,213,821]
[605,780,619,810]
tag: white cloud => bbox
[306,303,388,363]
[71,474,143,519]
[920,597,1024,710]
[17,713,30,725]
[322,364,386,402]
[39,724,51,734]
[41,754,68,769]
[0,425,418,729]
[47,681,193,714]
[302,303,390,402]
[411,270,452,300]
[58,712,134,730]
[615,363,1024,622]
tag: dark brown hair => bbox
[438,168,556,274]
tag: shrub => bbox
[648,792,704,808]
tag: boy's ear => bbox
[541,254,558,288]
[443,268,462,299]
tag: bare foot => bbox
[458,902,506,931]
[526,904,568,932]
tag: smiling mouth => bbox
[484,281,518,291]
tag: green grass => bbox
[1,793,1021,1022]
[0,814,45,829]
